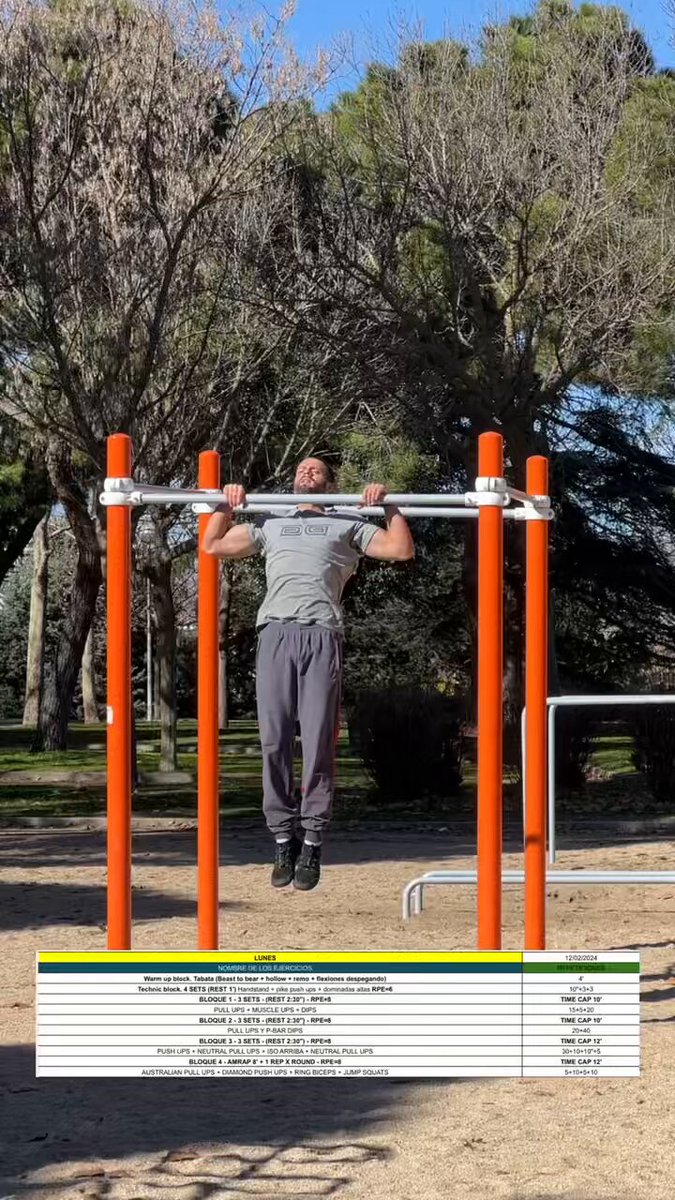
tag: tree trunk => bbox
[36,536,102,750]
[35,441,103,751]
[150,559,178,772]
[218,568,232,731]
[23,515,49,726]
[81,623,100,723]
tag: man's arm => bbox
[202,485,259,560]
[360,484,415,562]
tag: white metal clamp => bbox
[510,496,553,522]
[465,476,509,508]
[100,478,136,506]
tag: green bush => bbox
[346,688,465,806]
[632,708,675,806]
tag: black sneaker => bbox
[271,837,301,888]
[293,842,322,891]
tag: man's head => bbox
[294,457,336,494]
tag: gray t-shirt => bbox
[247,507,380,634]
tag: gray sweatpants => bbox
[255,622,343,839]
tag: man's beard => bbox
[295,480,325,493]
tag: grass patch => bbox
[0,721,371,782]
[0,720,372,819]
[0,749,105,773]
[589,736,635,774]
[1,723,665,823]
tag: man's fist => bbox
[221,483,246,510]
[361,483,387,507]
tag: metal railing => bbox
[403,691,675,921]
[521,693,675,863]
[403,869,675,921]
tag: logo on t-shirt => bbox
[280,525,329,537]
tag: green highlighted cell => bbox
[523,962,640,974]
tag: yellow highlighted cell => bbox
[37,950,523,965]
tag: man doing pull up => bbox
[203,457,414,891]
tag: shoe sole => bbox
[292,876,321,892]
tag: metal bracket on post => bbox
[510,497,553,522]
[466,477,509,509]
[465,479,553,520]
[100,478,136,507]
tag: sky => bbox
[279,0,674,96]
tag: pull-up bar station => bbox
[100,431,552,953]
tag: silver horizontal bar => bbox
[244,503,533,522]
[418,871,675,884]
[242,493,471,506]
[234,504,478,520]
[404,871,675,920]
[402,869,675,919]
[100,487,481,520]
[101,483,550,523]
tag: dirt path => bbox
[1,824,674,1199]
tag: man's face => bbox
[294,458,332,494]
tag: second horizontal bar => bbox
[233,504,479,520]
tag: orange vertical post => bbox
[198,450,221,950]
[106,434,133,950]
[524,456,549,950]
[477,432,504,950]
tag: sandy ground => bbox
[1,821,674,1200]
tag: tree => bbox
[247,4,675,719]
[276,6,673,455]
[551,397,675,687]
[0,0,326,749]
